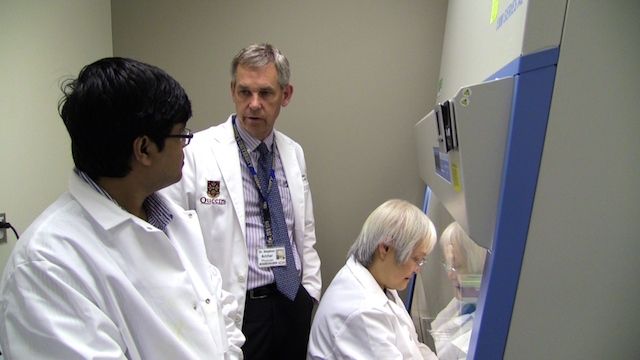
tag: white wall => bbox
[0,0,112,267]
[110,0,448,289]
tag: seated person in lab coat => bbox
[308,199,438,359]
[430,222,487,360]
[0,57,244,359]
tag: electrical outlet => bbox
[0,213,6,244]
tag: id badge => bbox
[257,247,287,268]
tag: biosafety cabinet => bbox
[411,1,640,359]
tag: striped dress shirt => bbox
[235,123,301,290]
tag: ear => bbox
[281,84,294,107]
[132,136,153,167]
[230,81,236,97]
[377,243,390,261]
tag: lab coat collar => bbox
[68,171,144,231]
[346,256,392,307]
[345,256,413,322]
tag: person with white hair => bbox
[430,221,487,360]
[308,199,438,359]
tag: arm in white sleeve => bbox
[335,310,406,359]
[297,146,322,302]
[0,261,126,359]
[211,265,245,359]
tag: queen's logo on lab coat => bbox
[207,180,220,198]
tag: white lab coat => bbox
[308,257,437,360]
[160,115,322,326]
[0,172,245,359]
[430,298,475,360]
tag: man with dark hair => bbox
[0,57,244,359]
[162,43,321,359]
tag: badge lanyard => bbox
[232,118,278,248]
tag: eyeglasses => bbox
[165,128,193,147]
[412,256,427,267]
[441,261,457,273]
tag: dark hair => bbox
[59,57,192,180]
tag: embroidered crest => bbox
[207,180,220,198]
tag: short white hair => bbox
[440,222,486,274]
[348,199,437,267]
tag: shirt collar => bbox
[74,168,173,231]
[234,114,275,152]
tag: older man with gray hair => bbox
[162,43,321,359]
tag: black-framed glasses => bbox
[166,128,193,147]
